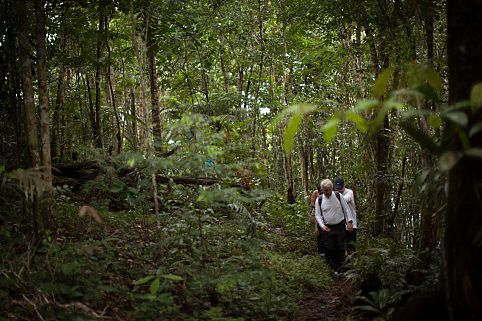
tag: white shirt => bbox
[340,188,357,229]
[314,192,354,229]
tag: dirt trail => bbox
[295,276,353,321]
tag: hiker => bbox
[310,185,325,257]
[314,179,354,273]
[334,177,357,254]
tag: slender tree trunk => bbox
[130,87,138,148]
[35,0,53,229]
[131,1,148,146]
[94,13,105,149]
[17,0,42,235]
[251,0,266,154]
[219,42,229,93]
[17,0,39,169]
[106,19,122,154]
[237,66,244,108]
[147,46,162,151]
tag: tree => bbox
[35,0,54,228]
[444,1,482,320]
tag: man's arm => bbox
[339,195,354,231]
[314,196,326,229]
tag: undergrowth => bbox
[0,191,331,321]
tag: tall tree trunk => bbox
[131,0,148,146]
[35,0,53,229]
[105,19,122,154]
[418,0,437,266]
[17,0,42,234]
[251,0,266,155]
[94,13,105,149]
[219,42,229,94]
[17,0,39,169]
[147,46,162,151]
[445,1,482,320]
[130,87,138,148]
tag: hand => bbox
[322,226,330,232]
[347,222,353,232]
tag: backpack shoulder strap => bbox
[335,191,347,220]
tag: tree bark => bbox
[35,0,53,229]
[445,1,482,320]
[147,46,162,151]
[94,12,106,149]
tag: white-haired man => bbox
[314,179,354,272]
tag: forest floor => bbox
[268,226,357,321]
[295,275,354,321]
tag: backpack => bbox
[317,191,346,224]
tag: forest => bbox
[1,0,482,320]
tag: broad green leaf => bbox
[134,275,155,285]
[110,185,123,193]
[356,99,379,112]
[372,67,394,98]
[321,118,339,142]
[162,274,184,281]
[384,100,404,110]
[400,117,439,153]
[439,151,463,172]
[283,113,302,153]
[428,114,442,128]
[150,278,160,294]
[415,84,440,102]
[469,123,482,137]
[443,112,468,127]
[346,111,368,132]
[423,66,442,92]
[127,158,136,167]
[470,83,482,110]
[353,305,381,313]
[465,148,482,159]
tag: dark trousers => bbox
[317,225,325,254]
[323,220,346,272]
[346,228,357,255]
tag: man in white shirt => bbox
[334,177,357,254]
[315,179,354,272]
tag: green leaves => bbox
[283,112,302,153]
[275,103,316,153]
[372,67,394,98]
[470,82,482,110]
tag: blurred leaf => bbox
[134,275,155,285]
[415,83,440,102]
[470,82,482,110]
[465,148,482,159]
[356,99,379,112]
[428,114,442,129]
[150,278,160,294]
[346,111,368,132]
[372,67,394,98]
[283,113,302,153]
[469,123,482,138]
[443,112,468,127]
[162,274,184,281]
[422,66,442,92]
[400,117,439,153]
[321,117,339,142]
[127,158,136,167]
[439,151,463,171]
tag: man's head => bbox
[320,179,333,197]
[334,177,345,191]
